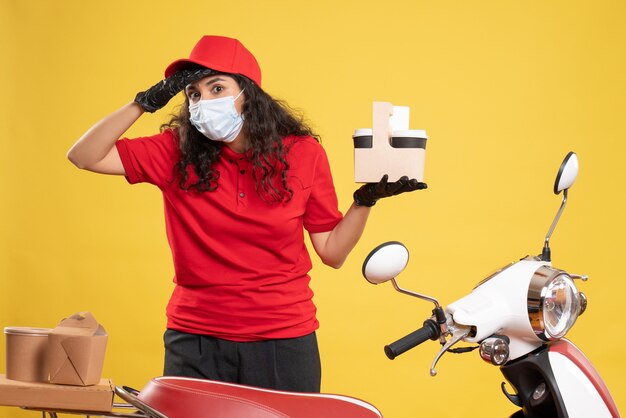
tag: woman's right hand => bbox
[68,67,214,174]
[134,68,214,113]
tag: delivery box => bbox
[354,102,428,183]
[47,312,108,386]
[0,374,114,412]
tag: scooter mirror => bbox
[554,152,579,194]
[362,241,409,284]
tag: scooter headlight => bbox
[528,266,582,340]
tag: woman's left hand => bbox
[353,174,427,207]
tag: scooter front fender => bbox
[548,339,620,418]
[500,340,619,418]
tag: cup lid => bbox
[353,128,372,137]
[392,129,427,139]
[4,327,51,336]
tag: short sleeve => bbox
[301,141,343,233]
[115,130,179,187]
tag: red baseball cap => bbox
[164,35,262,86]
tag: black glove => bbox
[134,68,214,113]
[353,175,427,207]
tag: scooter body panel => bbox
[446,259,547,359]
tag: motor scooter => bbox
[361,152,620,417]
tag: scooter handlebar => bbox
[384,319,440,360]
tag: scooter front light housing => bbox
[480,336,510,365]
[528,266,582,341]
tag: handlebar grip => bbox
[384,319,440,360]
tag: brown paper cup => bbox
[4,327,51,382]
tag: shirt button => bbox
[239,192,245,198]
[240,170,245,174]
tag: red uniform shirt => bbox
[116,131,343,341]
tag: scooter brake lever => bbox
[430,326,471,376]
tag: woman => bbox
[67,35,426,392]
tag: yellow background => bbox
[1,0,624,417]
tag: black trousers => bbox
[163,329,321,393]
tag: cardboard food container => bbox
[47,312,108,386]
[354,102,428,183]
[4,327,51,383]
[0,374,113,412]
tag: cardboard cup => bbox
[391,130,427,150]
[353,128,373,148]
[4,327,51,383]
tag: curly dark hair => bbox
[161,73,319,203]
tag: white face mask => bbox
[188,90,245,143]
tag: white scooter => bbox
[362,152,620,418]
